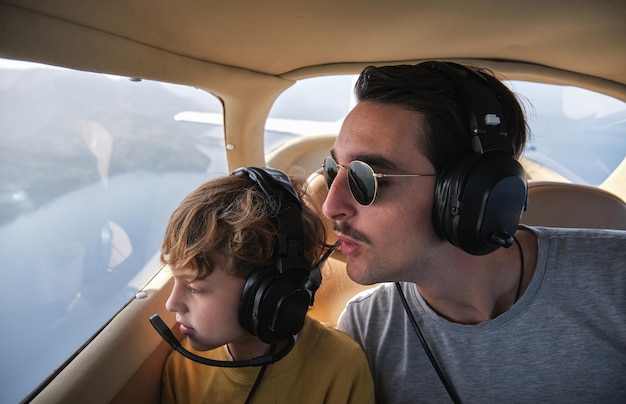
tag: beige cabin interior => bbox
[1,0,624,402]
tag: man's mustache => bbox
[333,221,370,244]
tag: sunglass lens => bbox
[348,161,376,206]
[323,157,338,189]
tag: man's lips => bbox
[336,234,361,256]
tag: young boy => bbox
[158,167,374,403]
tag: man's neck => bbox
[416,229,537,324]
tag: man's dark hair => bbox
[354,62,528,174]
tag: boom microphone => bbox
[305,240,340,305]
[149,314,295,367]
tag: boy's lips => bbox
[178,323,194,335]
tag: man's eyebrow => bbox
[358,154,398,171]
[329,149,402,172]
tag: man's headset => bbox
[150,167,335,367]
[430,61,528,255]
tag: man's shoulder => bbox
[531,226,626,260]
[339,282,405,325]
[344,282,396,306]
[530,225,626,241]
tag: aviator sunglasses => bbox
[322,156,436,206]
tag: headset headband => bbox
[231,167,306,271]
[426,61,514,156]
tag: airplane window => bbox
[0,59,228,402]
[268,75,625,186]
[266,75,355,152]
[507,81,626,186]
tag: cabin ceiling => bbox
[1,0,625,90]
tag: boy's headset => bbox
[150,167,334,367]
[430,61,528,256]
[232,166,314,344]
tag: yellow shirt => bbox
[161,316,374,403]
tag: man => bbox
[323,61,626,403]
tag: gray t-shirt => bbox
[337,226,626,403]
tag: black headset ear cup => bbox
[433,152,527,255]
[231,167,312,344]
[433,154,477,244]
[239,266,311,344]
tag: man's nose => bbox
[322,168,355,221]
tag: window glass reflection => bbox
[0,60,228,402]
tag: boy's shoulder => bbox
[303,315,365,353]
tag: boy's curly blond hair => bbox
[160,173,327,280]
